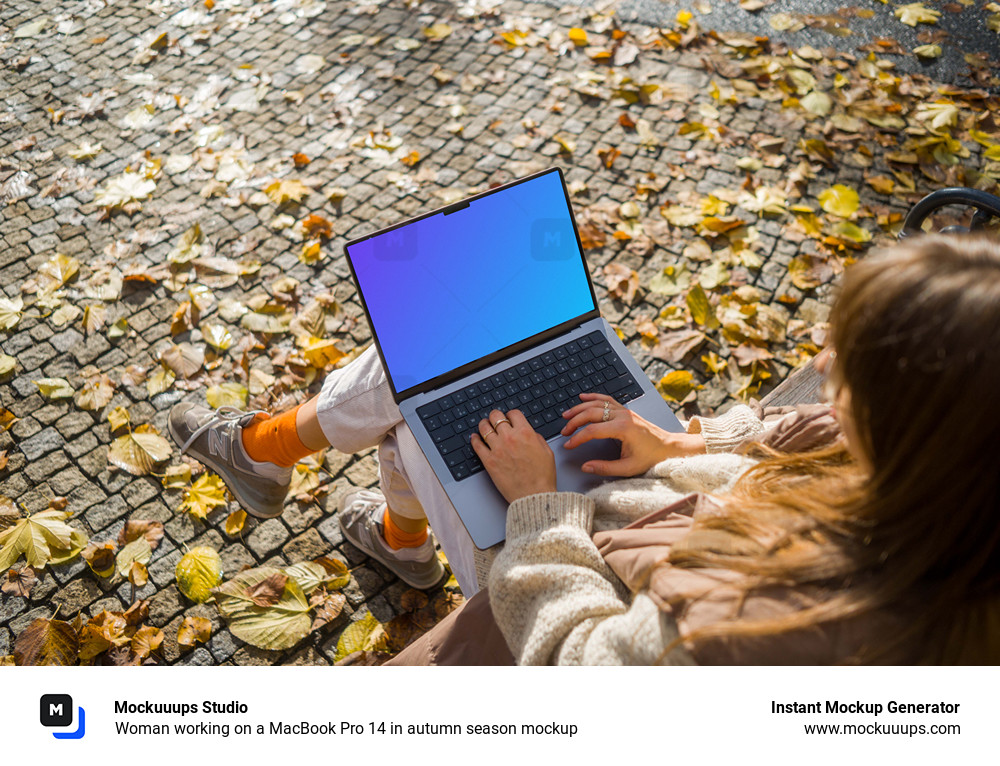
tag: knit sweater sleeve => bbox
[685,403,766,453]
[488,492,695,666]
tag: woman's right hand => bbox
[560,393,705,477]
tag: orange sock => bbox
[382,511,428,550]
[240,406,314,467]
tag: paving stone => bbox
[207,629,242,663]
[246,518,290,559]
[18,426,65,461]
[282,528,328,562]
[148,585,186,627]
[51,578,103,616]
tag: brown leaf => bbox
[83,541,117,577]
[128,561,149,587]
[130,626,163,661]
[159,342,205,378]
[243,572,289,606]
[732,343,775,368]
[2,565,37,597]
[301,214,333,239]
[603,263,640,305]
[123,599,150,627]
[14,617,80,666]
[117,520,164,551]
[177,616,213,648]
[400,589,429,613]
[310,591,347,631]
[434,591,465,620]
[649,330,706,364]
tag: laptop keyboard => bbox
[416,331,644,481]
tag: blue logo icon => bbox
[40,695,86,739]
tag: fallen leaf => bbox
[160,342,205,378]
[177,616,213,648]
[657,370,703,403]
[130,625,163,661]
[94,172,156,209]
[179,473,228,519]
[334,612,386,662]
[83,541,117,578]
[225,509,247,536]
[894,2,941,26]
[107,426,172,475]
[686,284,720,329]
[176,546,223,603]
[2,565,38,598]
[115,536,152,578]
[264,179,310,205]
[13,617,78,666]
[128,561,149,588]
[818,184,860,218]
[213,566,312,650]
[0,510,88,570]
[117,520,164,551]
[244,572,289,607]
[206,382,248,409]
[34,378,75,400]
[650,330,706,364]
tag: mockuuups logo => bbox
[40,694,86,739]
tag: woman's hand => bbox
[471,409,557,504]
[560,393,705,477]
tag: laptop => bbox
[344,167,684,549]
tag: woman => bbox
[476,233,1000,664]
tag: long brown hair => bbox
[670,234,1000,663]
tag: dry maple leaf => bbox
[301,213,333,239]
[179,473,228,519]
[264,179,310,205]
[0,510,88,570]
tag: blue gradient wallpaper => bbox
[347,171,596,392]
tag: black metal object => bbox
[899,187,1000,239]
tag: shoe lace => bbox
[179,406,268,455]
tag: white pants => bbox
[314,346,481,595]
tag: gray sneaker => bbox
[338,487,446,590]
[167,403,292,519]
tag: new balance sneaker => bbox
[338,487,446,590]
[167,403,292,519]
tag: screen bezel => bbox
[343,166,600,403]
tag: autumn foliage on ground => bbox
[2,0,999,664]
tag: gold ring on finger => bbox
[602,402,612,422]
[492,417,512,429]
[482,427,496,439]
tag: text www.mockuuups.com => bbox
[802,722,960,736]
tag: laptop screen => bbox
[346,169,597,395]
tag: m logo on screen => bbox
[40,694,86,739]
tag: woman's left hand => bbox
[471,409,557,504]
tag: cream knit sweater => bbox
[487,404,766,665]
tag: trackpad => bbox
[553,435,620,494]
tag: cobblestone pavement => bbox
[1,0,997,664]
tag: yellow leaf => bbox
[831,220,872,244]
[0,510,88,570]
[422,22,452,40]
[568,27,588,45]
[176,546,223,603]
[702,351,728,375]
[818,184,859,218]
[894,2,940,26]
[225,509,247,537]
[334,612,387,662]
[130,625,163,661]
[686,284,720,329]
[12,617,78,666]
[168,223,203,264]
[107,426,172,475]
[299,240,324,265]
[146,366,176,397]
[866,175,895,195]
[200,322,234,351]
[179,473,228,519]
[264,179,310,205]
[913,43,942,59]
[296,336,346,368]
[108,406,130,431]
[162,464,191,489]
[657,370,703,403]
[0,354,16,377]
[116,536,152,578]
[0,296,23,330]
[34,377,75,400]
[81,304,106,335]
[206,382,248,409]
